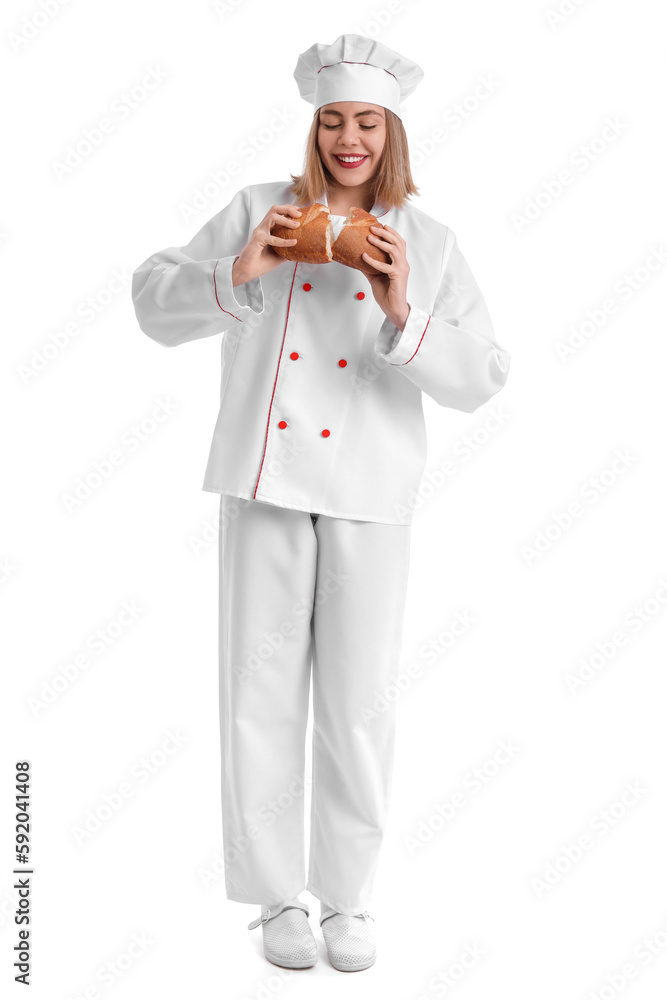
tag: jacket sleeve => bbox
[131,185,264,348]
[373,228,511,412]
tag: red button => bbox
[356,292,365,300]
[338,359,347,367]
[290,352,299,360]
[303,283,312,291]
[321,429,330,438]
[278,420,287,429]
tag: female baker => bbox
[131,33,511,974]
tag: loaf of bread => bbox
[271,203,391,275]
[271,203,332,265]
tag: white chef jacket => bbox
[131,179,511,525]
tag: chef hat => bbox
[294,33,424,122]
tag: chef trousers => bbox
[217,493,411,916]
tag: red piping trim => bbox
[253,263,299,498]
[213,259,243,322]
[391,314,430,366]
[318,61,398,82]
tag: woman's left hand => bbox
[362,224,411,330]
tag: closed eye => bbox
[322,124,377,130]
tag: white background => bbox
[2,0,667,997]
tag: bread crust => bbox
[270,203,392,274]
[331,206,391,275]
[271,203,331,264]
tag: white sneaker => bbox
[248,899,318,969]
[320,906,376,972]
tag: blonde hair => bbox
[289,107,419,211]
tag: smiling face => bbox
[317,102,387,188]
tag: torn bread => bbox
[271,203,391,274]
[270,203,331,265]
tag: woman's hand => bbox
[232,204,302,286]
[362,224,411,330]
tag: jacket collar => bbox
[319,188,390,220]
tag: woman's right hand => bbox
[232,204,302,285]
